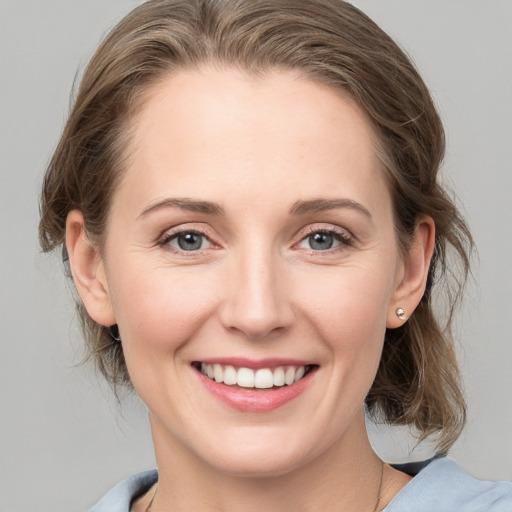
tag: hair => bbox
[39,0,473,454]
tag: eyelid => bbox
[156,222,354,254]
[158,225,220,253]
[293,224,354,252]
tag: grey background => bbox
[1,1,511,510]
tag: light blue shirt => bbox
[384,458,511,511]
[87,458,512,512]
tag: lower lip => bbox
[196,370,315,412]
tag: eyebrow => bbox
[138,198,225,218]
[138,197,371,219]
[289,198,372,218]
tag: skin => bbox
[66,68,434,511]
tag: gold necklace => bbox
[145,462,384,512]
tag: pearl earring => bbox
[396,308,405,320]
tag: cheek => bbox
[110,264,218,358]
[297,264,394,356]
[111,266,223,410]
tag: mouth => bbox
[192,362,317,390]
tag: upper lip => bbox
[192,357,316,370]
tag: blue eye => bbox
[296,229,351,252]
[167,231,211,251]
[308,232,335,250]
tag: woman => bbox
[39,0,511,510]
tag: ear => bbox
[387,215,435,328]
[65,210,116,327]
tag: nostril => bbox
[226,322,287,341]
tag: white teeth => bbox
[213,364,223,383]
[237,367,255,388]
[199,363,310,389]
[223,365,237,385]
[294,365,305,382]
[273,367,285,386]
[254,369,274,389]
[285,366,295,385]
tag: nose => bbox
[219,245,295,340]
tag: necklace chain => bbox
[145,461,384,512]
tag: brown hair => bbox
[39,0,472,454]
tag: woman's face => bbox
[94,68,411,475]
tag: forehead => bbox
[118,67,388,212]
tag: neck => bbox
[149,411,384,512]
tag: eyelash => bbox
[295,226,353,254]
[158,227,216,255]
[158,225,353,255]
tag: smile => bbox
[192,360,318,412]
[198,363,314,389]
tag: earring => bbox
[396,308,405,320]
[108,324,121,342]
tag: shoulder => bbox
[86,469,158,512]
[385,458,512,512]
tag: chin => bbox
[206,450,309,479]
[194,428,321,478]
